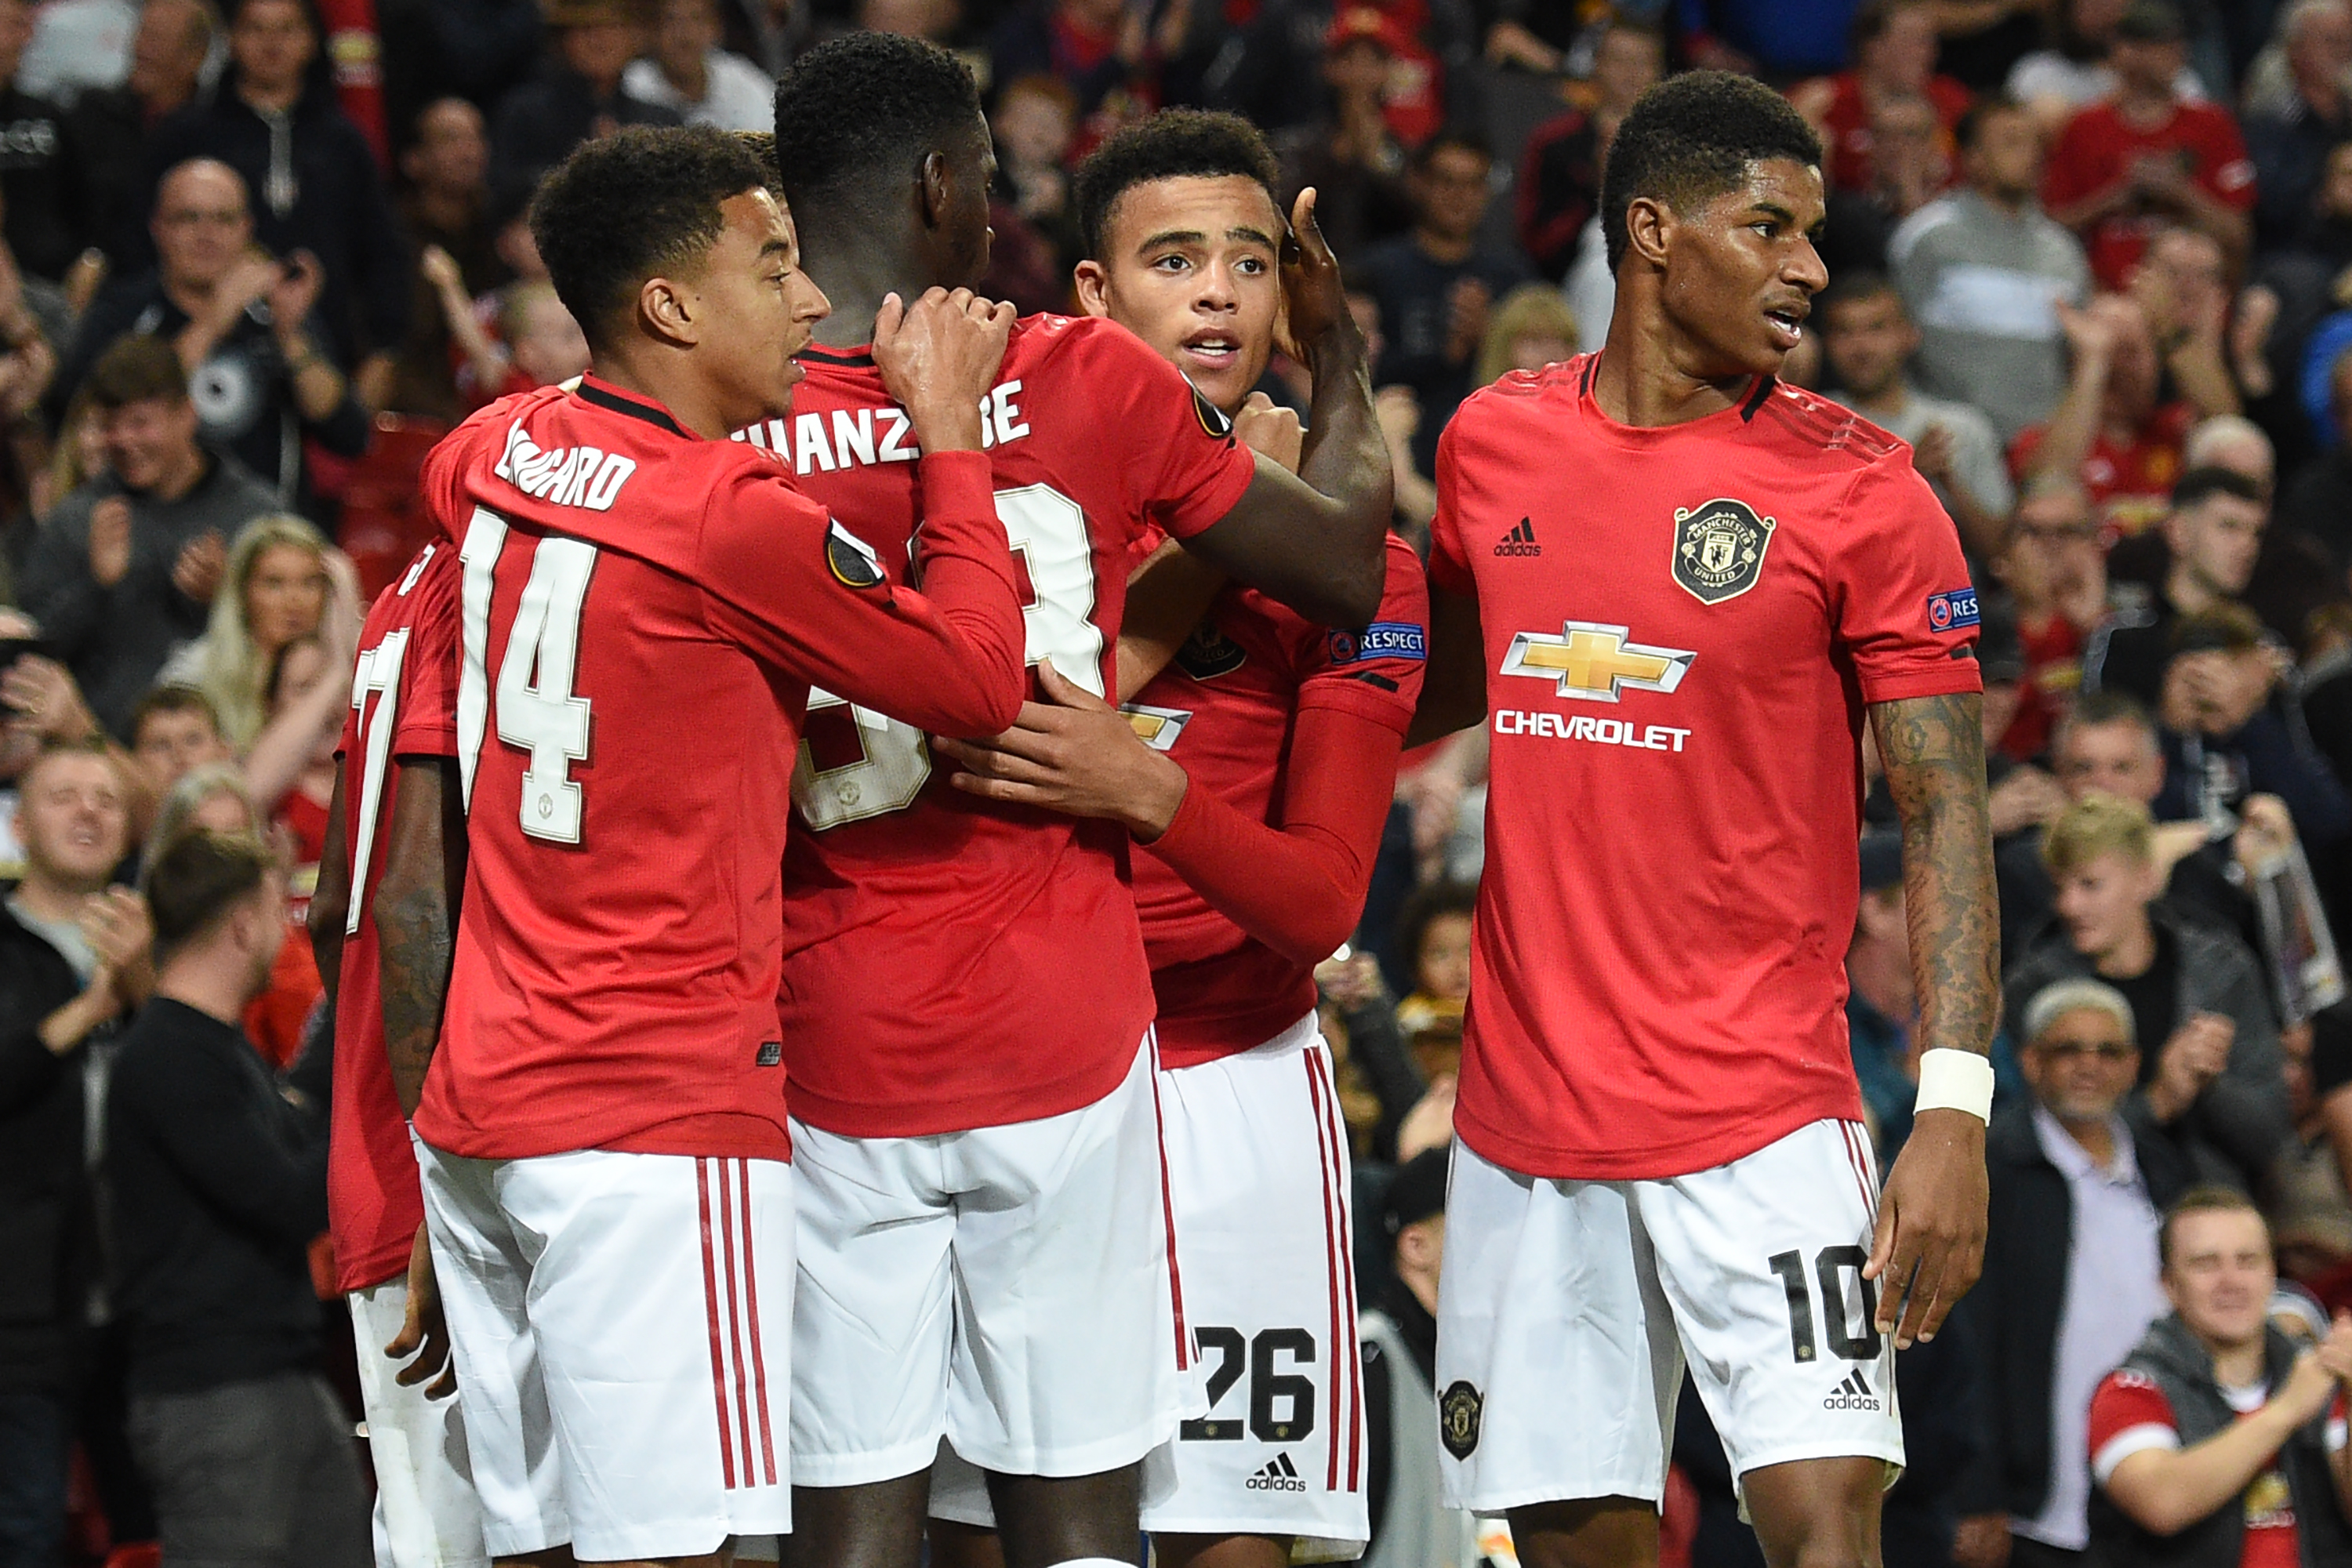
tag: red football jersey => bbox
[2087,1367,2340,1568]
[327,542,459,1294]
[1428,358,1982,1181]
[746,314,1260,1136]
[1806,71,1969,195]
[1129,532,1428,1064]
[2041,100,2256,289]
[406,376,1027,1162]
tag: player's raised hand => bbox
[873,285,1017,455]
[1865,1106,1988,1349]
[936,659,1191,839]
[1276,188,1357,367]
[1235,391,1304,472]
[385,1224,459,1399]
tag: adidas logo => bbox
[1245,1453,1307,1492]
[1822,1370,1880,1412]
[1494,518,1541,557]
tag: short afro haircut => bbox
[1599,70,1824,273]
[529,125,771,354]
[771,31,984,209]
[1073,109,1283,260]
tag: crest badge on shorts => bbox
[1439,1381,1483,1459]
[1671,498,1775,605]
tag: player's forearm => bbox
[376,759,461,1118]
[1872,692,2000,1058]
[1296,325,1396,625]
[1146,709,1403,964]
[1405,584,1488,747]
[1117,539,1225,699]
[855,450,1029,736]
[2108,1414,2299,1535]
[309,764,351,1005]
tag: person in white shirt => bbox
[622,0,774,131]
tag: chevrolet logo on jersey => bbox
[1501,622,1694,702]
[1123,704,1192,751]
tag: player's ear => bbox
[1624,194,1672,270]
[637,274,702,349]
[920,149,954,230]
[1073,260,1112,319]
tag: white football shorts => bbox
[416,1142,793,1560]
[348,1277,488,1568]
[789,1036,1186,1486]
[1436,1120,1904,1514]
[929,1015,1368,1554]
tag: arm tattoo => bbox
[1871,691,2001,1058]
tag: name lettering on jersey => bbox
[1927,587,1980,632]
[396,541,438,595]
[1327,622,1428,664]
[1501,622,1693,702]
[1494,710,1692,752]
[1122,703,1192,752]
[1671,498,1775,605]
[492,420,637,510]
[733,381,1032,474]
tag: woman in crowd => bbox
[168,514,343,753]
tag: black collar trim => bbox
[577,378,690,437]
[799,346,877,368]
[1739,376,1777,422]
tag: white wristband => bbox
[1914,1048,1994,1123]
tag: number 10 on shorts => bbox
[1768,1245,1881,1364]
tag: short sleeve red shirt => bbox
[2007,401,2193,540]
[752,314,1261,1137]
[2041,100,2256,289]
[325,542,459,1294]
[2088,1367,2335,1568]
[1806,71,1971,194]
[1428,358,1981,1180]
[1128,532,1428,1062]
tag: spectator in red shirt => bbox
[2042,0,2256,289]
[2088,1189,2352,1568]
[1513,18,1664,280]
[2014,289,2199,536]
[1994,481,2115,758]
[1790,0,1972,197]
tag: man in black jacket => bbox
[107,829,365,1568]
[0,742,147,1568]
[1951,976,2190,1568]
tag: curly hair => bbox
[1599,70,1824,272]
[770,31,983,209]
[1072,109,1283,260]
[528,125,771,352]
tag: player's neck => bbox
[804,235,942,350]
[582,348,742,442]
[1591,303,1757,428]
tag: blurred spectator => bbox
[107,829,368,1568]
[1818,270,2014,561]
[2040,0,2256,289]
[2278,340,2352,573]
[2086,1190,2352,1566]
[68,0,216,259]
[1359,131,1532,474]
[622,0,775,132]
[1817,90,1950,278]
[2008,792,2292,1192]
[423,266,590,410]
[989,0,1171,156]
[162,513,332,753]
[0,0,94,286]
[0,740,147,1568]
[1512,18,1663,281]
[1790,0,1972,199]
[384,96,506,419]
[489,0,683,208]
[2094,466,2268,704]
[2245,0,2352,250]
[245,623,351,873]
[56,158,372,510]
[1471,283,1575,388]
[127,685,234,805]
[1356,1147,1476,1568]
[1392,877,1472,1069]
[1952,976,2182,1568]
[1314,949,1430,1165]
[1681,0,1872,81]
[1992,484,2116,760]
[1270,10,1414,264]
[1849,832,1923,1154]
[2008,0,2208,133]
[15,0,135,106]
[22,333,272,740]
[991,74,1083,279]
[1891,93,2094,444]
[2151,604,2352,857]
[131,0,410,387]
[2012,291,2198,538]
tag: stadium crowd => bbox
[9,0,2352,1566]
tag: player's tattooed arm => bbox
[308,759,351,1007]
[376,757,466,1118]
[1867,689,1998,1349]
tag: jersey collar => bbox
[575,375,692,438]
[798,344,877,368]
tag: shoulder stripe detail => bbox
[1739,376,1777,422]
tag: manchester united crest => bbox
[1671,498,1776,605]
[1439,1381,1483,1459]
